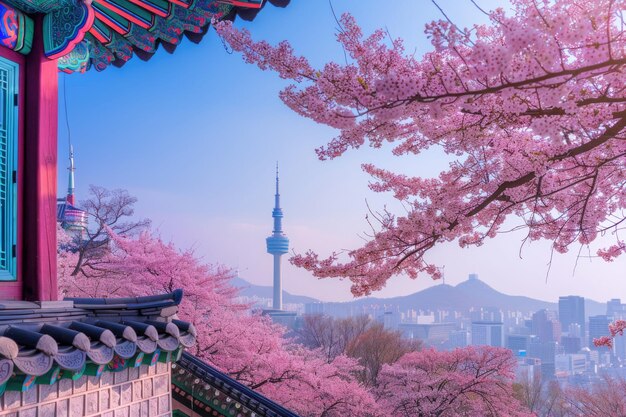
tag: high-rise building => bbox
[567,323,582,338]
[507,334,532,354]
[589,315,612,351]
[381,311,400,330]
[471,306,504,322]
[561,335,582,354]
[516,357,542,381]
[559,296,585,339]
[266,164,289,311]
[532,309,561,343]
[399,322,456,343]
[528,338,557,379]
[615,332,626,361]
[447,330,469,349]
[607,299,626,318]
[555,354,586,376]
[471,321,504,347]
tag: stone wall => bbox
[0,363,172,417]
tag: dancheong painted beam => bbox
[1,0,283,73]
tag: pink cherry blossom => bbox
[593,319,626,349]
[58,228,380,417]
[376,346,534,417]
[216,0,626,296]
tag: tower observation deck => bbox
[266,164,289,310]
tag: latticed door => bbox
[0,57,18,281]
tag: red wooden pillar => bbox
[22,16,58,301]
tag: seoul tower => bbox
[266,163,289,310]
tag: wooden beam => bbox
[22,16,58,301]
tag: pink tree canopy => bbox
[376,346,533,417]
[215,0,626,296]
[60,230,531,416]
[58,228,380,417]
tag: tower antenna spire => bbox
[275,162,280,208]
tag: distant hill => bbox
[342,278,606,316]
[232,276,606,316]
[231,277,319,305]
[333,278,554,313]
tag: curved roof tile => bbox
[0,290,195,384]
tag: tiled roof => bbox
[172,352,301,417]
[61,0,290,72]
[0,0,288,72]
[0,290,195,391]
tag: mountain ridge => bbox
[233,276,606,316]
[232,276,319,305]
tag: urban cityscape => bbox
[225,160,626,390]
[237,271,626,386]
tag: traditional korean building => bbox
[0,0,299,416]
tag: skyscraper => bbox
[607,299,626,318]
[471,321,504,347]
[266,164,289,311]
[532,309,561,343]
[559,296,585,339]
[589,315,611,351]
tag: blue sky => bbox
[58,0,626,303]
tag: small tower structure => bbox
[67,145,76,205]
[57,145,88,237]
[266,164,289,310]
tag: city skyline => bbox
[58,0,626,303]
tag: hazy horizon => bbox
[233,272,608,305]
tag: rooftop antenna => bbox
[63,75,76,206]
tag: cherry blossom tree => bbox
[513,371,568,417]
[593,319,626,348]
[298,315,372,363]
[58,191,540,416]
[376,346,533,416]
[59,228,380,417]
[562,376,626,416]
[70,185,150,277]
[346,323,422,387]
[298,315,421,385]
[215,0,626,296]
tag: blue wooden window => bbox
[0,57,18,281]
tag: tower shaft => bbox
[273,255,282,310]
